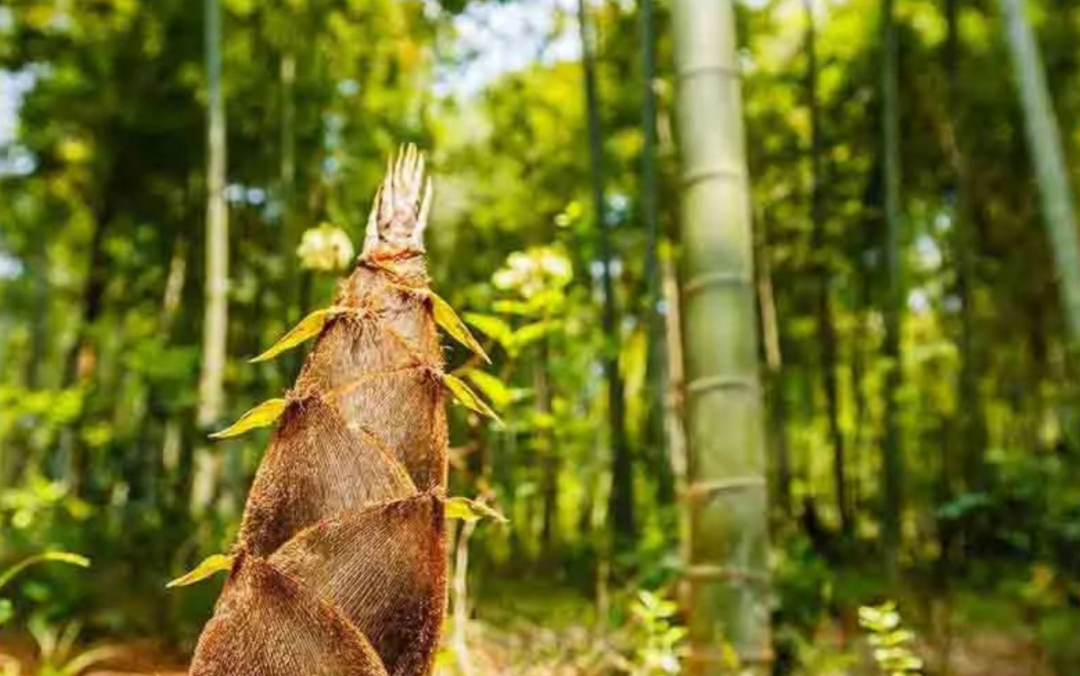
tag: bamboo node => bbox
[683,564,770,586]
[685,375,758,395]
[683,477,766,503]
[680,164,745,188]
[675,62,743,82]
[683,270,752,296]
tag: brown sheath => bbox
[189,146,448,676]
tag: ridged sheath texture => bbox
[189,146,448,676]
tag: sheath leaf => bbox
[442,374,500,423]
[250,307,344,363]
[430,292,490,363]
[210,398,289,439]
[444,496,508,524]
[167,553,235,588]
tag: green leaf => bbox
[444,496,508,523]
[430,292,490,363]
[0,551,90,591]
[507,320,553,353]
[461,368,513,408]
[443,373,501,423]
[209,398,288,439]
[463,312,513,346]
[492,299,536,316]
[0,598,12,627]
[166,553,235,589]
[250,307,343,363]
[882,629,915,646]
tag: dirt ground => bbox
[0,627,1057,676]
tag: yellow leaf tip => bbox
[430,291,492,363]
[166,553,235,589]
[248,307,337,364]
[209,398,289,440]
[442,373,501,422]
[44,552,91,568]
[444,496,509,524]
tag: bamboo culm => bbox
[670,0,772,673]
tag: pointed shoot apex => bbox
[362,144,433,258]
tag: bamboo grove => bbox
[2,0,1080,673]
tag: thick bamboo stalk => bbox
[754,213,790,517]
[641,0,673,505]
[804,0,850,536]
[577,0,634,543]
[881,0,904,576]
[197,0,229,429]
[998,0,1080,347]
[670,1,771,672]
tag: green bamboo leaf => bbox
[491,299,535,316]
[0,552,90,591]
[429,292,490,363]
[508,321,554,351]
[461,368,514,408]
[166,553,235,589]
[250,307,343,363]
[444,496,508,524]
[462,312,513,346]
[442,373,501,423]
[209,398,288,439]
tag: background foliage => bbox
[2,0,1080,673]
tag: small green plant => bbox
[0,554,111,676]
[23,619,122,676]
[0,552,89,628]
[857,601,923,676]
[627,590,686,676]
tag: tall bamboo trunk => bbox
[804,0,849,536]
[577,0,635,544]
[997,0,1080,349]
[663,255,688,492]
[538,338,559,556]
[850,164,882,517]
[198,0,229,430]
[24,235,49,390]
[671,1,772,672]
[942,0,987,561]
[641,0,673,506]
[755,212,790,517]
[280,47,303,338]
[881,0,904,575]
[663,252,693,611]
[61,187,115,495]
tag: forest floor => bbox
[0,624,1057,676]
[0,626,1055,676]
[940,632,1054,676]
[0,578,1065,676]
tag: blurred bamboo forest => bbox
[2,0,1080,674]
